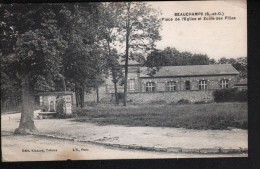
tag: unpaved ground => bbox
[1,111,248,161]
[1,112,248,149]
[2,133,247,162]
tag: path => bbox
[1,111,248,161]
[2,132,246,161]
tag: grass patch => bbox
[74,102,247,130]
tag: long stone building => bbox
[85,62,240,104]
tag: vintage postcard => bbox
[1,0,247,161]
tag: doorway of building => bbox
[49,101,55,112]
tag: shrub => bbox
[194,100,207,104]
[149,100,167,105]
[168,101,177,105]
[177,99,190,104]
[213,89,247,102]
[85,102,97,107]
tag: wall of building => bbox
[106,65,140,94]
[139,75,237,92]
[85,75,238,104]
[127,90,214,104]
[85,88,214,104]
[84,65,238,104]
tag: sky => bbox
[149,0,247,60]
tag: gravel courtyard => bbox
[1,111,248,161]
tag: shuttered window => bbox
[185,81,190,90]
[220,79,229,89]
[146,82,155,92]
[129,79,135,90]
[199,80,207,90]
[166,81,176,91]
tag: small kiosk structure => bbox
[37,91,75,118]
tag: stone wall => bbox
[106,71,140,94]
[84,70,238,104]
[85,89,214,104]
[127,90,214,104]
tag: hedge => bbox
[213,88,247,102]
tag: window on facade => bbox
[167,81,176,91]
[129,79,135,90]
[185,81,190,90]
[199,80,207,90]
[146,82,155,92]
[220,79,229,89]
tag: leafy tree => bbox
[97,3,124,104]
[190,53,211,65]
[1,3,108,130]
[114,2,162,106]
[234,57,247,78]
[59,3,104,108]
[145,49,170,68]
[1,4,68,133]
[145,47,212,68]
[179,51,193,65]
[0,50,21,111]
[209,58,217,64]
[106,50,123,104]
[218,57,247,79]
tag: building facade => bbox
[85,63,240,104]
[234,78,247,91]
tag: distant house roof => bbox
[139,64,239,78]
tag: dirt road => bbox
[1,112,248,150]
[2,132,246,162]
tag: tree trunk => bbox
[62,68,66,92]
[75,81,79,107]
[75,90,79,107]
[61,75,66,92]
[96,86,99,104]
[14,73,37,134]
[123,2,131,107]
[80,85,84,108]
[113,80,119,105]
[77,92,80,108]
[107,36,119,105]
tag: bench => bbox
[37,112,57,119]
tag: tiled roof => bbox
[139,64,239,77]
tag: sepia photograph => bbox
[1,0,247,162]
